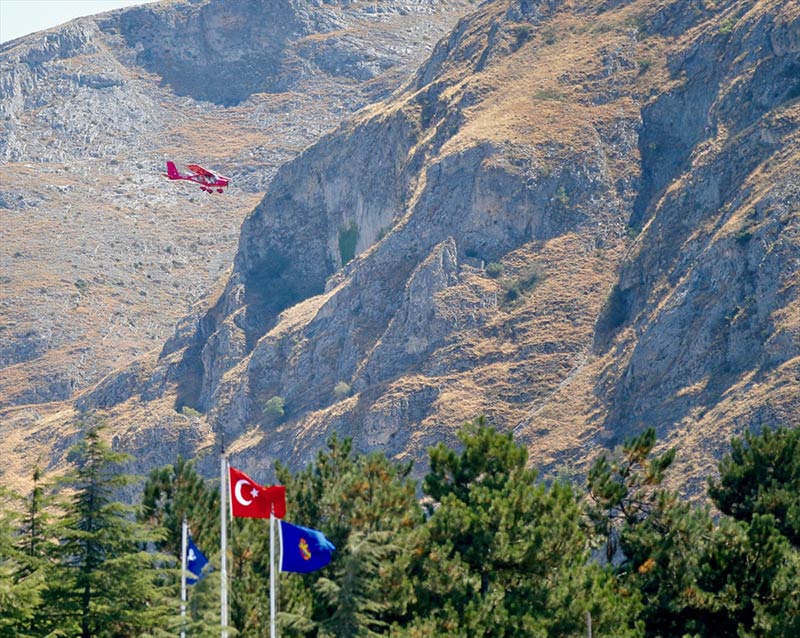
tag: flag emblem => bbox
[229,466,286,519]
[279,521,335,573]
[186,535,209,584]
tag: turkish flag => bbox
[229,466,286,519]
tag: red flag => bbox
[229,466,286,519]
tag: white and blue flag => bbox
[186,535,209,584]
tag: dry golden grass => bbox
[424,2,671,158]
[0,403,79,495]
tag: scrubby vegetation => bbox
[333,381,352,401]
[262,396,286,424]
[502,263,544,304]
[1,418,798,637]
[338,223,359,267]
[484,261,505,278]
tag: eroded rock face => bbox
[173,0,800,484]
[122,0,644,476]
[14,0,800,492]
[0,0,470,411]
[0,0,474,478]
[355,237,460,387]
[594,0,800,447]
[116,0,467,105]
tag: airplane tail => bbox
[165,161,181,179]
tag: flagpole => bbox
[181,516,188,638]
[270,511,277,638]
[220,452,229,638]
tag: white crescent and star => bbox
[234,479,259,506]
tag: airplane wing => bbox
[186,164,217,178]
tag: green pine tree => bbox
[275,436,422,638]
[586,427,675,563]
[618,489,714,637]
[229,516,271,638]
[140,455,219,560]
[43,419,173,638]
[604,427,800,637]
[12,466,62,637]
[708,425,800,547]
[0,484,47,638]
[139,456,222,638]
[412,417,643,638]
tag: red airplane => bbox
[164,161,230,193]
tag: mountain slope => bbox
[587,0,800,482]
[0,0,473,487]
[5,0,800,493]
[75,0,657,477]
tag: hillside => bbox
[0,0,472,487]
[3,0,800,493]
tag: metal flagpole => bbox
[270,512,277,638]
[220,452,229,638]
[181,516,188,638]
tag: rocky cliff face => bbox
[5,0,800,492]
[117,0,457,105]
[0,0,472,482]
[82,0,644,476]
[589,0,800,480]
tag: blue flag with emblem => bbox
[186,535,209,584]
[279,520,335,573]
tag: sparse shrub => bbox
[735,227,753,245]
[339,222,359,267]
[262,395,285,423]
[533,88,563,101]
[333,381,351,401]
[504,284,522,303]
[718,17,737,34]
[75,279,90,294]
[502,264,543,305]
[638,58,652,75]
[514,25,532,49]
[485,262,504,278]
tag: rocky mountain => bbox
[3,0,799,494]
[0,0,472,487]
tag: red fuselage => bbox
[164,161,229,193]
